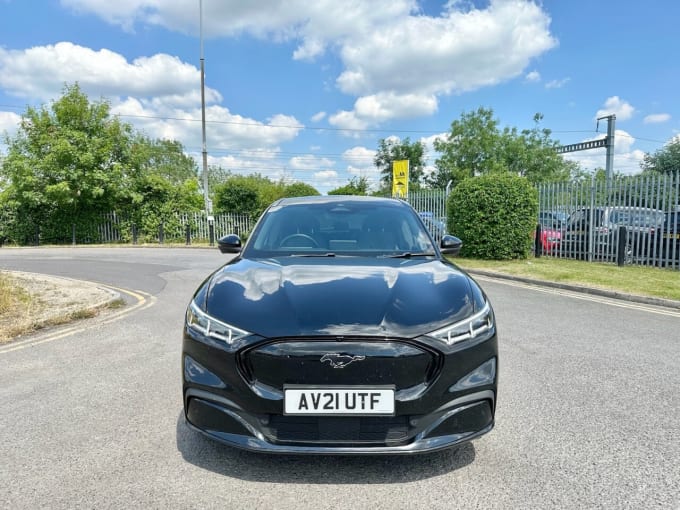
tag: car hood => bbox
[202,257,476,338]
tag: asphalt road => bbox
[1,247,678,509]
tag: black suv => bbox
[560,206,664,263]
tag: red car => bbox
[534,224,562,254]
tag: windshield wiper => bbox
[380,252,436,259]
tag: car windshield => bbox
[244,201,436,258]
[539,211,568,229]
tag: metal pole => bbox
[588,174,595,262]
[604,114,616,193]
[200,0,211,215]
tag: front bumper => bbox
[183,327,498,454]
[184,387,495,454]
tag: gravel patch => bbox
[0,271,120,342]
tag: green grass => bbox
[451,256,680,302]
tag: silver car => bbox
[561,206,664,263]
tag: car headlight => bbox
[428,301,494,346]
[186,300,250,345]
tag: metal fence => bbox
[537,172,680,269]
[400,189,449,243]
[96,211,252,244]
[176,212,252,240]
[11,211,253,246]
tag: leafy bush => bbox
[213,175,320,220]
[448,173,538,259]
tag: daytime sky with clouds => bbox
[1,1,678,193]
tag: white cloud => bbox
[0,42,303,152]
[313,169,339,181]
[596,96,635,121]
[288,154,335,171]
[525,70,541,82]
[62,1,557,127]
[0,42,220,102]
[314,170,338,178]
[206,151,292,182]
[342,146,376,164]
[545,77,569,89]
[326,110,369,132]
[61,0,416,43]
[420,133,447,151]
[643,113,671,124]
[340,146,379,186]
[311,111,326,122]
[329,92,437,130]
[332,1,555,125]
[0,111,21,154]
[0,111,21,138]
[419,132,447,167]
[336,2,555,96]
[111,98,302,151]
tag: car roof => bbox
[575,206,663,212]
[271,195,408,208]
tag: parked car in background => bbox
[651,211,680,266]
[560,206,664,262]
[417,211,447,241]
[538,210,569,230]
[534,223,562,254]
[534,210,568,254]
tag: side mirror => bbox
[440,235,462,256]
[217,234,242,254]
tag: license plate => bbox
[663,233,680,239]
[284,386,395,415]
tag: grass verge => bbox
[452,256,680,302]
[0,273,123,343]
[0,273,34,341]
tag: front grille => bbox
[241,338,439,391]
[267,415,410,444]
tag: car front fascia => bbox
[182,313,497,454]
[183,386,495,455]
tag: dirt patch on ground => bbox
[0,271,121,343]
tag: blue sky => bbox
[1,0,678,193]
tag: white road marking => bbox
[475,275,680,318]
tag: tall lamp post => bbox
[199,0,214,244]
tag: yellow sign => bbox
[392,160,409,198]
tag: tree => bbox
[328,176,369,196]
[212,174,294,218]
[131,173,203,242]
[0,83,205,244]
[641,138,680,174]
[131,137,198,185]
[501,113,573,183]
[213,176,262,218]
[1,83,137,242]
[205,165,232,192]
[429,108,577,188]
[374,137,426,192]
[281,182,320,197]
[430,107,503,189]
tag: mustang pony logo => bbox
[320,353,366,369]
